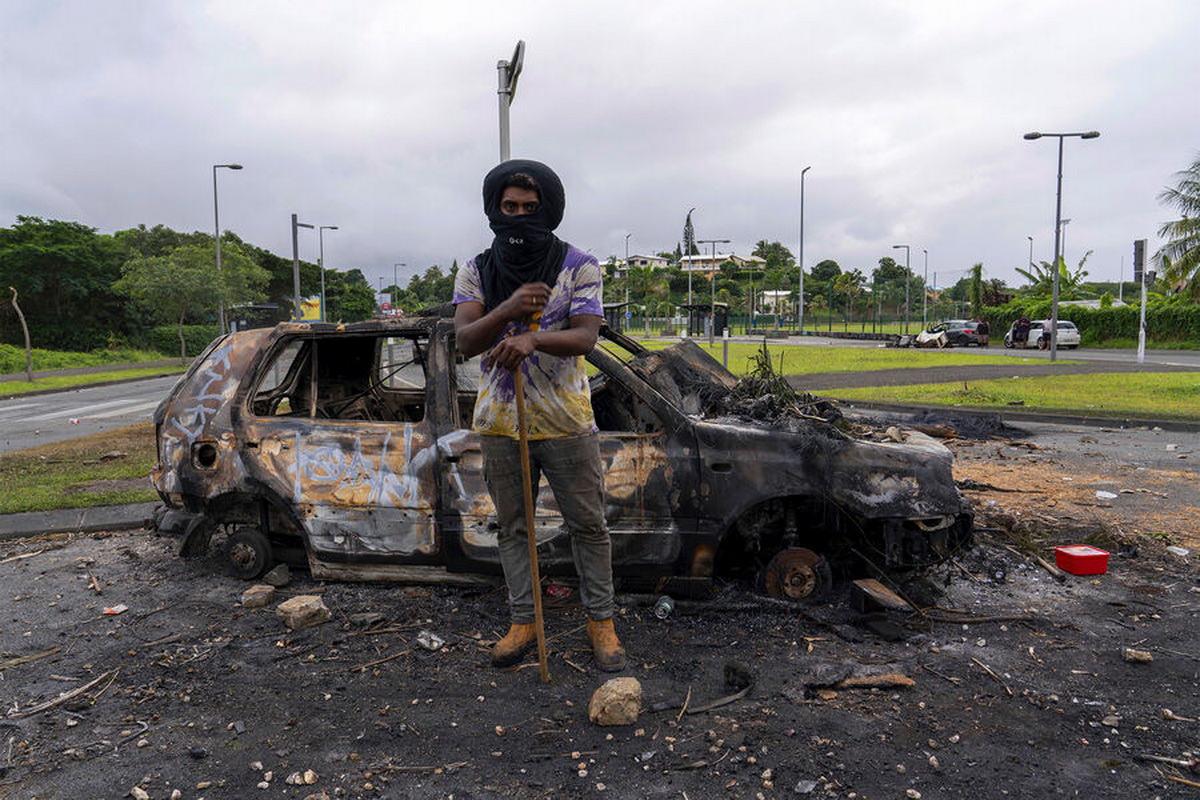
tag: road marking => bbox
[86,400,161,419]
[20,398,144,422]
[0,402,44,418]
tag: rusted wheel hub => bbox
[763,547,831,600]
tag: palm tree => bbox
[1014,251,1093,300]
[1157,154,1200,300]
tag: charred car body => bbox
[152,317,971,599]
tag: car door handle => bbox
[708,462,732,473]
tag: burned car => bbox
[152,316,971,599]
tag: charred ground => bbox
[0,417,1197,800]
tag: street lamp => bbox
[892,244,911,334]
[212,163,243,332]
[291,214,314,321]
[317,226,338,323]
[624,233,631,308]
[698,238,730,343]
[922,248,928,327]
[798,166,811,334]
[497,40,525,161]
[1027,235,1034,269]
[393,262,406,316]
[1023,130,1099,362]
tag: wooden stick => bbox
[514,366,550,684]
[6,669,117,719]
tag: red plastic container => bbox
[1055,545,1110,576]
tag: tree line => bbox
[0,218,383,355]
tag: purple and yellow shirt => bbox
[452,246,604,439]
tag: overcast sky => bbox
[3,0,1198,294]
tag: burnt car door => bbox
[239,331,443,563]
[435,323,696,577]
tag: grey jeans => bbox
[480,433,615,624]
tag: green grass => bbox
[0,344,168,373]
[826,372,1200,421]
[0,366,186,396]
[0,423,158,514]
[624,340,1049,376]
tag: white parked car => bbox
[1004,319,1080,350]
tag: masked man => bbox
[452,160,626,672]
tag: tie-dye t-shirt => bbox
[452,246,604,439]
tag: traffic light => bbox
[1133,239,1146,284]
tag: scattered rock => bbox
[242,585,276,608]
[1123,648,1154,664]
[1101,715,1120,728]
[794,778,818,793]
[129,787,149,800]
[588,677,642,726]
[276,595,331,631]
[100,450,128,461]
[263,564,291,587]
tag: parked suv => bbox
[152,316,972,599]
[1004,319,1081,350]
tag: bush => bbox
[148,325,222,358]
[984,301,1200,346]
[0,343,167,374]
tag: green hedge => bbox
[147,325,223,358]
[0,343,167,374]
[983,302,1200,345]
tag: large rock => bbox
[241,585,276,608]
[276,595,331,630]
[588,677,642,726]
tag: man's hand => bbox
[491,331,539,372]
[498,283,551,322]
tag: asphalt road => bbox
[0,374,180,452]
[1,342,1196,454]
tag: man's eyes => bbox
[501,201,539,213]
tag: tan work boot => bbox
[491,623,537,668]
[587,618,627,672]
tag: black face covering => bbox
[475,159,570,312]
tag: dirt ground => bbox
[0,417,1197,800]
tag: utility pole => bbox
[497,41,525,161]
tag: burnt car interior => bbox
[248,330,667,435]
[251,334,433,423]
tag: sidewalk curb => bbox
[0,502,160,543]
[834,399,1200,434]
[1,371,183,400]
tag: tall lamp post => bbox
[892,244,911,334]
[212,163,243,333]
[624,233,632,308]
[798,165,811,334]
[291,214,314,321]
[698,238,730,343]
[1023,130,1099,362]
[921,248,929,327]
[317,225,338,323]
[393,261,406,295]
[497,40,525,161]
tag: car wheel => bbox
[1004,338,1013,349]
[225,527,272,579]
[760,547,832,601]
[1037,337,1049,350]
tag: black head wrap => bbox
[475,159,570,312]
